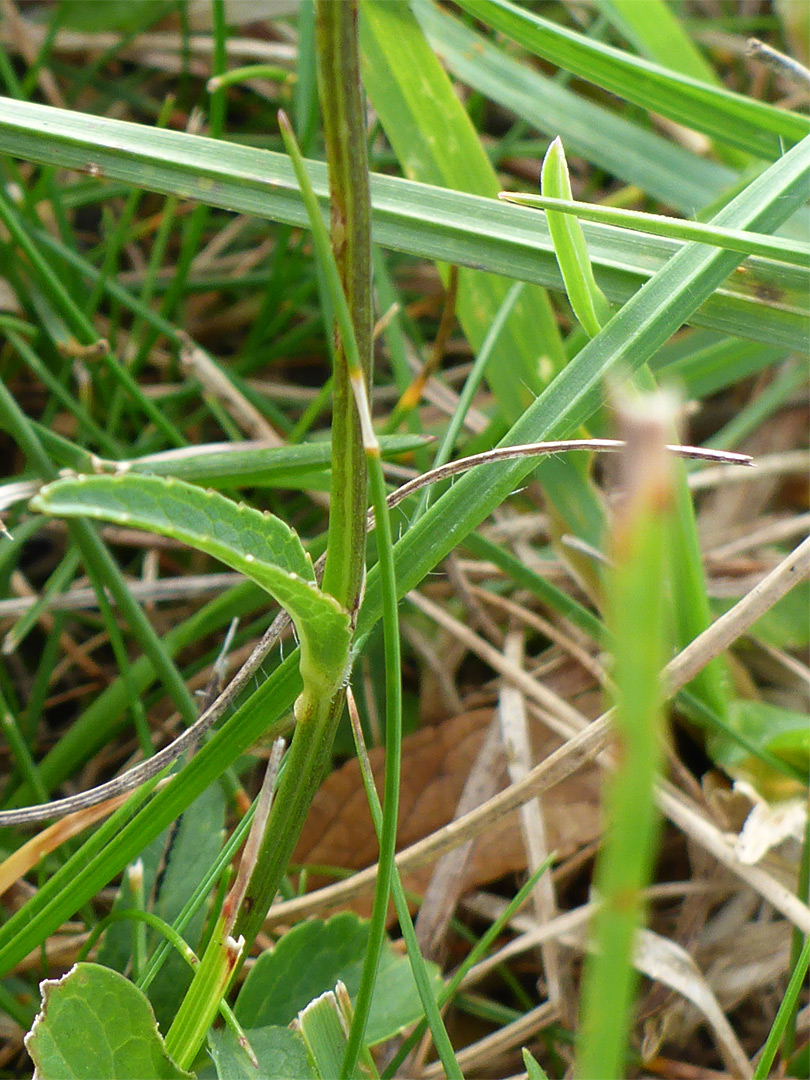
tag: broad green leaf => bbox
[31,475,351,694]
[25,963,191,1080]
[712,701,810,799]
[455,0,810,159]
[359,0,565,419]
[713,581,810,650]
[33,474,315,582]
[0,97,803,350]
[208,1025,314,1080]
[234,913,443,1046]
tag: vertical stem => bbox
[226,0,374,955]
[316,0,373,616]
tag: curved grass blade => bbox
[455,0,810,159]
[541,137,612,337]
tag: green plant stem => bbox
[229,690,341,953]
[575,399,675,1079]
[752,933,810,1079]
[347,693,462,1080]
[230,0,374,956]
[341,449,402,1079]
[316,0,373,615]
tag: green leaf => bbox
[234,913,443,1046]
[358,0,565,419]
[594,0,722,85]
[295,992,348,1080]
[713,581,810,650]
[55,0,174,32]
[0,97,804,351]
[412,0,734,214]
[712,700,810,777]
[523,1047,551,1080]
[502,193,810,269]
[31,474,351,695]
[541,137,612,337]
[455,0,810,159]
[208,1025,315,1080]
[111,434,429,490]
[25,963,191,1080]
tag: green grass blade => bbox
[752,933,810,1079]
[0,133,806,979]
[412,0,735,214]
[541,138,612,337]
[595,0,721,85]
[575,396,675,1079]
[0,97,804,350]
[358,0,565,420]
[456,0,810,158]
[503,193,810,268]
[98,434,427,490]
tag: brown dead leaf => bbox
[293,709,601,917]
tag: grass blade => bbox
[456,0,810,158]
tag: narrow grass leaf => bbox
[358,0,565,419]
[455,0,810,158]
[541,138,612,337]
[503,193,810,268]
[575,394,676,1079]
[0,97,804,349]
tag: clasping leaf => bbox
[31,475,352,697]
